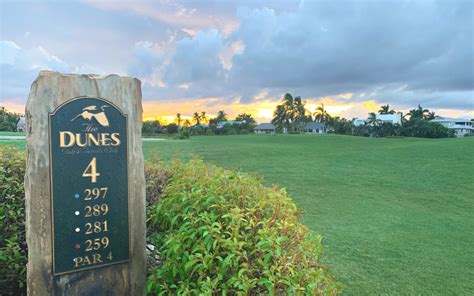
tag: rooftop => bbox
[430,117,472,123]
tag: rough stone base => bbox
[25,71,146,295]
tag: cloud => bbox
[0,40,72,100]
[129,0,473,112]
[1,0,472,118]
[82,0,240,35]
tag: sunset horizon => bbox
[1,1,472,123]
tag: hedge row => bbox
[0,147,27,295]
[146,159,340,294]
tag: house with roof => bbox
[430,117,473,137]
[16,117,26,132]
[254,123,276,134]
[376,113,403,125]
[216,120,243,129]
[255,122,327,134]
[353,118,366,127]
[302,122,326,134]
[354,113,403,126]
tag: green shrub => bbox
[176,127,190,139]
[147,159,340,295]
[0,147,27,295]
[0,147,340,295]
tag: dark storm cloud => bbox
[130,0,473,110]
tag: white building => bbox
[430,117,474,137]
[17,117,26,132]
[353,118,366,127]
[254,122,327,134]
[354,113,403,126]
[376,113,403,125]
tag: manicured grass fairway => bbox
[144,135,474,295]
[2,135,473,294]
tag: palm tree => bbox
[175,113,182,126]
[313,103,331,123]
[199,111,208,124]
[183,119,191,127]
[271,93,311,133]
[271,104,286,132]
[294,96,308,132]
[366,112,380,126]
[406,105,430,121]
[192,112,201,125]
[378,104,395,115]
[282,93,296,131]
[216,110,227,122]
[426,111,437,120]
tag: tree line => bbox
[142,111,257,137]
[271,93,457,138]
[0,107,22,131]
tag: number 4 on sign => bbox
[83,157,100,183]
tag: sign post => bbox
[25,71,145,295]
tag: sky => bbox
[1,0,473,123]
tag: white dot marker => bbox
[75,227,80,232]
[75,211,80,216]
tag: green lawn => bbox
[0,131,25,136]
[2,134,473,294]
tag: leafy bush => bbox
[401,120,454,138]
[0,147,27,295]
[142,120,162,134]
[0,147,340,295]
[176,127,190,139]
[147,159,340,295]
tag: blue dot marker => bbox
[74,193,80,199]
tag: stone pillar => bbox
[25,71,146,295]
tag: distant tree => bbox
[371,122,401,138]
[166,123,179,134]
[294,96,309,133]
[142,120,162,134]
[378,104,396,115]
[282,93,296,132]
[216,110,228,123]
[401,120,453,138]
[200,111,208,124]
[353,124,371,137]
[208,118,219,129]
[235,113,257,132]
[366,112,380,126]
[0,107,21,131]
[271,93,309,133]
[192,112,201,125]
[222,123,238,135]
[426,111,437,120]
[313,103,331,123]
[405,105,430,121]
[235,113,255,124]
[183,119,192,127]
[271,104,286,133]
[327,117,353,135]
[175,113,182,126]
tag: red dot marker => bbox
[75,244,80,249]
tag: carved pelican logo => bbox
[71,105,110,127]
